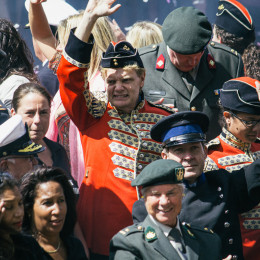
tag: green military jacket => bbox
[139,41,244,140]
[110,216,221,260]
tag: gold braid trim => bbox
[18,143,42,153]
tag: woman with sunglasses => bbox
[204,77,260,260]
[0,172,42,259]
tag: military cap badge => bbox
[218,4,224,10]
[175,167,184,182]
[123,45,130,51]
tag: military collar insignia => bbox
[156,54,165,70]
[182,223,195,238]
[145,226,157,242]
[187,229,195,237]
[204,227,214,233]
[221,128,251,151]
[207,53,216,69]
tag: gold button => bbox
[191,106,196,111]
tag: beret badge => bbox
[175,168,184,182]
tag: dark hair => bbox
[0,18,37,83]
[12,82,52,111]
[0,172,18,194]
[20,167,76,239]
[0,172,19,259]
[214,25,255,55]
[242,43,260,80]
[217,100,237,129]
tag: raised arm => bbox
[75,0,121,43]
[57,0,121,130]
[29,0,57,61]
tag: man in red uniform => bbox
[205,77,260,260]
[56,0,173,258]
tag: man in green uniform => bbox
[110,159,222,260]
[139,6,244,141]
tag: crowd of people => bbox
[0,0,260,259]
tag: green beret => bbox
[131,159,184,187]
[162,7,212,54]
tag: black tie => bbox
[182,72,195,93]
[168,228,186,254]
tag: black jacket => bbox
[132,159,260,259]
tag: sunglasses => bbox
[230,111,260,128]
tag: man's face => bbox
[144,184,183,227]
[105,68,145,114]
[225,111,260,143]
[167,47,204,72]
[162,142,207,184]
[0,155,38,179]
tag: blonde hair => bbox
[126,21,163,49]
[58,13,116,80]
[90,17,116,80]
[57,11,84,48]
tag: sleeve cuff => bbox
[65,31,94,64]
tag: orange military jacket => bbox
[57,37,173,255]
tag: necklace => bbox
[45,240,61,254]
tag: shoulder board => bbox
[182,222,214,235]
[147,100,175,114]
[204,157,219,172]
[206,137,220,148]
[139,44,159,55]
[209,41,238,56]
[119,224,144,237]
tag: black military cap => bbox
[0,115,45,158]
[101,41,144,68]
[220,77,260,115]
[151,111,209,147]
[162,7,212,55]
[131,159,184,187]
[215,0,254,37]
